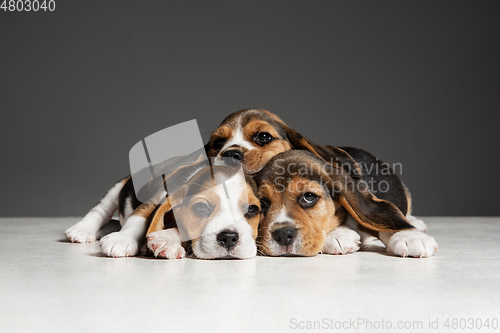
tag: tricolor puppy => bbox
[254,150,438,258]
[145,161,261,259]
[66,160,261,259]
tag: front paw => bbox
[147,230,185,259]
[387,230,438,258]
[65,222,97,243]
[99,232,140,257]
[322,226,361,255]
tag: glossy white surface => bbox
[1,217,499,332]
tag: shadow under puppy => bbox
[254,150,438,258]
[145,160,261,259]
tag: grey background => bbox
[1,0,499,216]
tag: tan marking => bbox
[258,176,344,257]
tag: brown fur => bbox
[257,177,344,256]
[146,165,261,249]
[207,110,294,174]
[254,150,413,256]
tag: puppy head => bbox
[206,109,321,174]
[151,163,261,259]
[254,150,413,257]
[254,150,344,256]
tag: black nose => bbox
[272,227,297,246]
[217,231,239,250]
[222,149,244,164]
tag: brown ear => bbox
[286,126,413,232]
[145,160,209,235]
[339,190,414,232]
[326,164,414,232]
[147,200,174,235]
[285,127,324,158]
[285,128,363,177]
[146,184,188,235]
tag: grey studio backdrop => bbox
[1,1,499,217]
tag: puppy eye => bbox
[213,138,226,149]
[192,202,212,218]
[244,205,260,218]
[254,132,274,146]
[298,192,319,208]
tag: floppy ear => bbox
[286,127,362,179]
[285,126,413,231]
[146,180,190,235]
[147,200,174,235]
[339,190,414,232]
[326,164,414,232]
[145,160,210,235]
[285,127,324,158]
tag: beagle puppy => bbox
[67,159,261,259]
[254,150,438,258]
[145,161,261,259]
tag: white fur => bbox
[147,228,185,259]
[194,219,256,259]
[322,225,361,255]
[65,179,125,243]
[344,214,377,243]
[219,125,255,153]
[274,208,294,224]
[191,173,256,259]
[379,216,438,258]
[406,214,428,232]
[118,196,134,226]
[381,230,438,258]
[99,215,148,257]
[264,207,306,255]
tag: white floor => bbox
[1,217,499,332]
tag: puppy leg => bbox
[147,229,185,259]
[322,225,361,255]
[99,203,155,257]
[405,214,428,232]
[379,216,438,258]
[344,214,378,244]
[65,179,126,243]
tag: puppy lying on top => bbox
[254,150,438,258]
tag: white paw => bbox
[147,230,185,259]
[99,232,140,257]
[406,215,428,232]
[387,230,438,258]
[65,222,97,243]
[322,226,361,255]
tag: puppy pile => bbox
[66,109,438,259]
